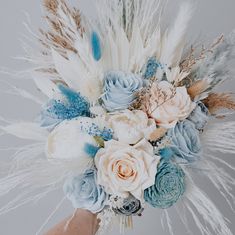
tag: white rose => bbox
[147,81,196,129]
[108,110,156,145]
[95,139,160,200]
[46,117,99,160]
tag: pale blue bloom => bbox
[113,196,143,216]
[101,71,144,112]
[40,84,90,128]
[188,102,209,131]
[63,169,108,213]
[167,120,202,163]
[144,160,185,209]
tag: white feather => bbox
[160,2,193,67]
[32,72,59,99]
[0,122,48,141]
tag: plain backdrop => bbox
[0,0,235,235]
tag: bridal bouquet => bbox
[0,0,235,234]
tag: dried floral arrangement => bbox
[0,0,235,234]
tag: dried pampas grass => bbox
[203,93,235,114]
[187,80,209,100]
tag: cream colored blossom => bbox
[108,110,156,145]
[147,81,196,129]
[95,139,160,200]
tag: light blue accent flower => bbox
[80,122,113,141]
[144,160,185,209]
[167,120,202,163]
[63,169,108,213]
[143,57,163,79]
[40,84,90,128]
[101,71,144,112]
[188,102,209,131]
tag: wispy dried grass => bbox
[43,0,59,14]
[40,0,83,56]
[203,93,235,114]
[187,80,209,100]
[180,35,224,73]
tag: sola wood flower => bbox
[144,160,185,209]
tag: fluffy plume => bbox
[0,122,48,141]
[203,93,235,114]
[160,2,193,67]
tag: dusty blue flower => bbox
[188,102,209,131]
[101,71,144,112]
[63,169,108,213]
[167,120,202,163]
[113,196,143,216]
[144,160,185,209]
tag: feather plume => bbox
[0,122,48,141]
[160,2,193,67]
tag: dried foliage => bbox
[149,127,167,142]
[40,0,83,56]
[180,35,224,73]
[187,80,209,100]
[203,93,235,114]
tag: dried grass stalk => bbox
[181,35,224,73]
[203,93,235,114]
[40,0,83,55]
[43,0,59,14]
[149,127,167,142]
[187,80,209,100]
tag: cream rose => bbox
[95,139,160,200]
[147,81,196,129]
[108,110,156,145]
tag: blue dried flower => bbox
[63,169,108,213]
[167,120,202,163]
[143,57,163,79]
[40,84,90,127]
[144,160,185,209]
[101,71,144,112]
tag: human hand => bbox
[44,209,99,235]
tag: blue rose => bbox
[144,160,185,209]
[113,196,143,216]
[188,102,209,131]
[63,169,108,213]
[167,120,202,163]
[101,71,144,112]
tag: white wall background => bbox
[0,0,235,234]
